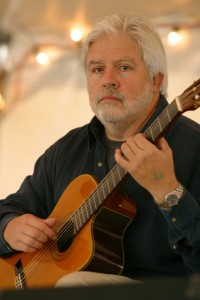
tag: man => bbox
[0,14,200,286]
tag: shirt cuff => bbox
[159,189,200,236]
[0,214,19,255]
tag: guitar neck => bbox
[144,98,182,142]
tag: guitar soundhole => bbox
[57,220,74,253]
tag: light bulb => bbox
[0,94,6,111]
[168,30,181,47]
[70,28,83,42]
[36,52,49,65]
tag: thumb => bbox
[43,217,57,228]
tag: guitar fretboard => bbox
[145,99,180,142]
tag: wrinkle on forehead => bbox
[87,35,143,68]
[88,57,138,69]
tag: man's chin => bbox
[97,113,122,125]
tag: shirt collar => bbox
[87,116,105,150]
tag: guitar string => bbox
[16,164,126,287]
[15,89,199,287]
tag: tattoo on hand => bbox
[153,171,164,180]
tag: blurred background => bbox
[0,0,199,198]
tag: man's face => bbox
[86,34,158,129]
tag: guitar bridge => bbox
[14,259,26,290]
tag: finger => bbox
[22,225,49,244]
[120,135,147,160]
[126,134,146,151]
[9,227,47,253]
[120,142,133,160]
[115,148,130,167]
[131,134,159,152]
[17,236,46,253]
[27,217,57,241]
[43,217,57,228]
[155,137,170,151]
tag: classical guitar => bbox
[0,79,199,290]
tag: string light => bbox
[0,94,6,111]
[167,29,181,47]
[35,52,49,65]
[70,28,83,42]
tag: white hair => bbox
[80,14,168,97]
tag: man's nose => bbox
[103,69,120,88]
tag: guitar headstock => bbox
[179,78,200,112]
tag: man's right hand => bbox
[3,214,57,253]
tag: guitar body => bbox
[0,174,136,290]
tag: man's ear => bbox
[152,72,164,93]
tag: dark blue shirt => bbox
[0,96,200,279]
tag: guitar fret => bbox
[166,108,171,122]
[101,184,106,198]
[76,201,89,230]
[96,187,104,206]
[84,197,94,218]
[149,126,155,142]
[116,165,127,181]
[111,169,117,189]
[85,203,90,219]
[73,210,82,233]
[144,100,180,142]
[157,117,162,132]
[169,101,179,119]
[72,214,79,233]
[88,194,94,214]
[106,177,111,194]
[117,166,122,180]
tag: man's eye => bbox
[121,65,130,71]
[93,67,103,73]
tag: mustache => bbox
[96,87,126,102]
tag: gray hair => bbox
[80,14,168,97]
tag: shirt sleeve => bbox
[0,147,56,256]
[160,189,200,273]
[0,214,19,255]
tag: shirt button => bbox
[97,162,103,167]
[172,244,177,250]
[171,217,177,223]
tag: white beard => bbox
[91,81,153,126]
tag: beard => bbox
[90,81,153,126]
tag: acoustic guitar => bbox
[0,79,199,290]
